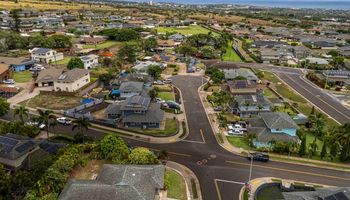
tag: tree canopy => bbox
[67,58,84,70]
[128,147,159,164]
[94,134,130,163]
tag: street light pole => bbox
[248,154,253,181]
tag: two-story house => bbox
[79,54,99,69]
[30,48,64,64]
[105,95,164,129]
[248,112,299,148]
[54,68,90,92]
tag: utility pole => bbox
[248,153,253,181]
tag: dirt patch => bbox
[70,159,107,180]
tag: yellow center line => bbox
[225,160,350,181]
[148,147,192,157]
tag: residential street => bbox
[3,75,349,200]
[238,63,350,125]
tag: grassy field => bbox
[166,169,187,200]
[156,25,215,35]
[20,94,82,110]
[83,41,121,50]
[13,71,32,83]
[55,57,71,65]
[157,92,175,101]
[136,118,178,136]
[256,185,284,200]
[222,41,242,62]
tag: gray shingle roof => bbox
[32,48,51,54]
[119,81,144,93]
[59,165,165,200]
[35,68,63,83]
[122,103,164,123]
[260,112,298,130]
[283,187,350,200]
[57,68,90,83]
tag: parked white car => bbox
[228,129,244,135]
[57,117,72,125]
[3,79,15,84]
[163,78,172,84]
[26,121,46,130]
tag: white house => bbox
[30,48,64,64]
[79,54,99,69]
[54,68,90,92]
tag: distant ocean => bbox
[139,0,350,10]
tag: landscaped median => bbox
[240,177,330,200]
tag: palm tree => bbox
[37,109,56,139]
[310,113,325,154]
[337,123,350,161]
[72,117,91,134]
[245,133,256,148]
[13,106,28,123]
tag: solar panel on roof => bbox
[15,141,36,153]
[0,137,18,146]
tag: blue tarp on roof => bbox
[111,89,120,96]
[81,98,94,104]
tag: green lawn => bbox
[222,41,242,62]
[156,25,216,35]
[83,40,121,50]
[263,88,277,98]
[158,92,175,101]
[55,57,71,65]
[166,169,187,200]
[262,71,280,84]
[136,118,178,136]
[226,136,250,150]
[13,71,32,83]
[275,84,307,103]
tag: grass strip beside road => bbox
[166,169,187,200]
[134,118,178,136]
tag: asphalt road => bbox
[239,63,350,125]
[4,75,350,200]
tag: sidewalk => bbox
[198,83,350,172]
[166,161,202,200]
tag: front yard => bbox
[55,57,71,65]
[158,92,175,101]
[165,169,187,200]
[135,118,178,136]
[13,71,32,83]
[20,94,83,110]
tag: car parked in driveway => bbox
[247,152,269,162]
[3,79,15,84]
[57,117,72,125]
[26,121,46,130]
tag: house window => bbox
[134,110,142,113]
[85,79,88,82]
[276,128,282,131]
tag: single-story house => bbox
[59,164,165,200]
[227,80,258,95]
[0,56,35,71]
[0,133,64,171]
[223,68,259,83]
[248,112,299,148]
[0,64,12,82]
[283,187,350,200]
[230,94,271,117]
[133,61,165,74]
[306,57,329,65]
[79,54,99,69]
[118,81,144,99]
